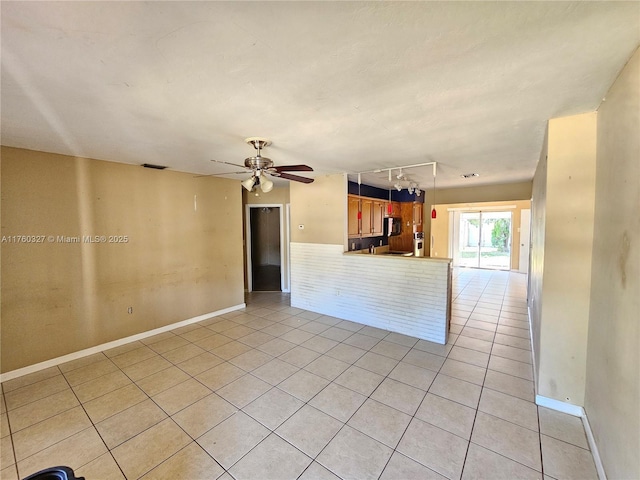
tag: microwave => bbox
[386,217,402,237]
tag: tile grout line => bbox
[2,383,19,478]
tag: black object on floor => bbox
[23,466,85,480]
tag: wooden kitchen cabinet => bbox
[389,202,415,252]
[372,201,385,236]
[361,199,373,236]
[348,195,360,238]
[348,195,386,238]
[385,201,401,218]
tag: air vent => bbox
[460,173,479,178]
[142,163,167,170]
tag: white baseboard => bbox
[527,305,538,389]
[535,394,585,417]
[0,303,246,383]
[582,413,607,480]
[528,306,605,479]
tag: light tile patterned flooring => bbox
[0,268,599,479]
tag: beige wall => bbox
[430,181,532,205]
[424,181,532,255]
[290,173,346,245]
[536,112,597,406]
[243,185,290,205]
[430,199,531,270]
[585,49,639,479]
[1,147,245,372]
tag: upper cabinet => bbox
[348,195,360,237]
[385,201,401,218]
[348,195,386,238]
[361,198,373,235]
[372,201,385,236]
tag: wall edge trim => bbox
[0,303,246,382]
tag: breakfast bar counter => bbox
[290,243,452,344]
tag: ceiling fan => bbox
[211,137,314,193]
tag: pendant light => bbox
[431,172,437,219]
[387,170,393,215]
[357,173,362,221]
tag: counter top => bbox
[344,249,452,263]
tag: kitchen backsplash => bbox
[348,235,388,251]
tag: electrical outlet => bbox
[127,307,133,314]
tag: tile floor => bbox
[0,268,599,480]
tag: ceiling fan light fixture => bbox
[260,177,273,193]
[241,176,256,191]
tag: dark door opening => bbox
[250,207,281,291]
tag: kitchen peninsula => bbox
[343,250,452,344]
[290,242,452,345]
[290,177,452,346]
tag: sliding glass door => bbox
[455,211,512,270]
[458,212,481,267]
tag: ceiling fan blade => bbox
[210,159,248,169]
[271,164,313,173]
[276,172,314,184]
[194,171,247,178]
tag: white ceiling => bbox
[2,2,638,190]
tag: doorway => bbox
[453,210,512,270]
[247,206,282,291]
